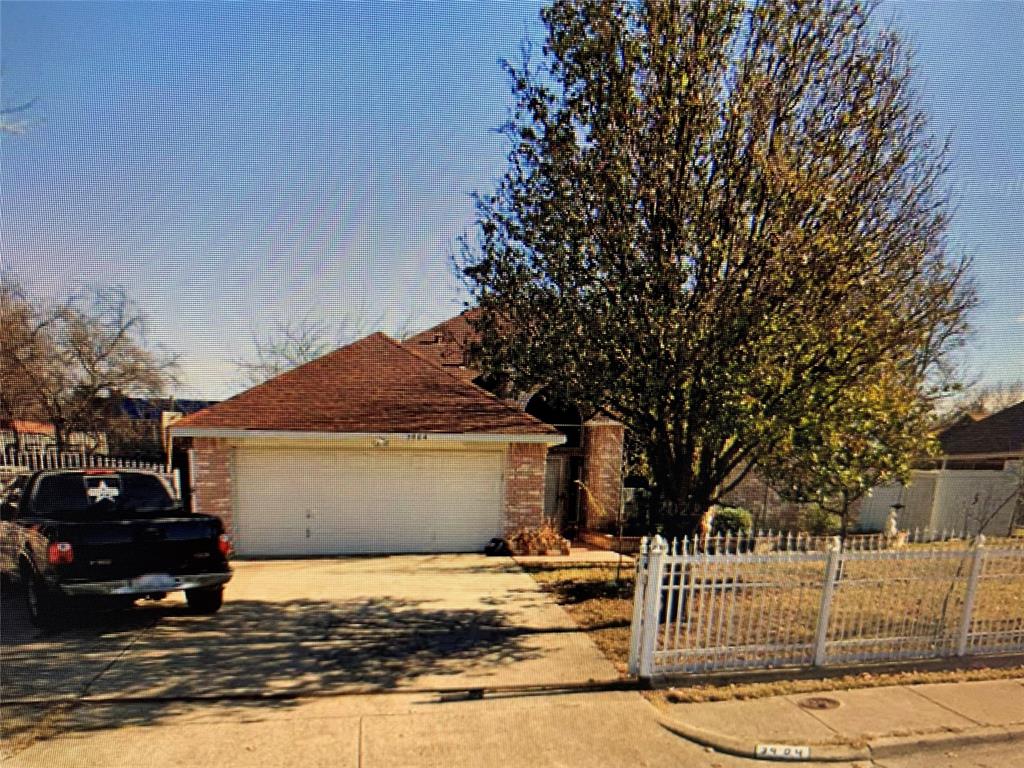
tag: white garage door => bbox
[233,447,506,557]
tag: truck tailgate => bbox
[55,517,228,581]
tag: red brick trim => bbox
[504,443,548,534]
[581,418,625,530]
[190,437,550,543]
[190,437,234,534]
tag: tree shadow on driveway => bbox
[1,592,545,751]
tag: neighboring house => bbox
[858,400,1024,536]
[1,398,216,462]
[0,419,58,453]
[171,331,574,557]
[102,396,217,456]
[0,418,108,456]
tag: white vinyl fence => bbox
[859,465,1022,538]
[628,532,1024,679]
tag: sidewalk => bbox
[654,677,1024,762]
[512,545,635,566]
[1,689,794,768]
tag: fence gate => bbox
[628,533,1024,679]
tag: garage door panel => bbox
[233,447,505,557]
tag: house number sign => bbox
[755,744,811,760]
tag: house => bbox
[1,419,58,454]
[102,395,217,456]
[171,330,597,557]
[0,418,108,456]
[403,311,625,534]
[172,314,628,557]
[857,400,1024,536]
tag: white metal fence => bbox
[0,450,168,474]
[0,450,178,497]
[628,532,1024,679]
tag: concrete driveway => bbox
[2,555,618,759]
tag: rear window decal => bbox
[86,479,121,503]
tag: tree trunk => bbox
[53,421,67,454]
[658,492,711,539]
[648,446,716,538]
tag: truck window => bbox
[31,473,178,519]
[33,474,91,517]
[120,474,177,512]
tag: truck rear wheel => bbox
[24,566,64,629]
[185,585,224,614]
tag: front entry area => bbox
[232,446,505,557]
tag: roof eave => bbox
[935,450,1024,461]
[169,426,566,446]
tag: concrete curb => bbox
[658,717,870,762]
[0,678,637,708]
[869,723,1024,760]
[659,715,1024,763]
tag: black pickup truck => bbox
[0,469,232,626]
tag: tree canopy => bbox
[457,0,975,533]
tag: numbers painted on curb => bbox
[755,744,811,760]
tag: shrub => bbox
[508,522,571,555]
[801,506,842,536]
[712,506,753,535]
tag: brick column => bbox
[581,416,624,531]
[503,442,548,535]
[190,437,234,534]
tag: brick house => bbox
[171,328,607,557]
[402,310,626,534]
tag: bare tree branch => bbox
[0,276,179,453]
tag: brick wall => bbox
[188,437,556,540]
[189,437,234,533]
[581,417,625,530]
[504,443,548,534]
[719,471,807,530]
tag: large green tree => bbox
[758,363,938,536]
[457,0,975,534]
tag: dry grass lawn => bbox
[650,660,1024,705]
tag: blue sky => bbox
[2,1,1022,399]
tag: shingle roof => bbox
[172,332,557,437]
[938,400,1024,456]
[402,308,482,383]
[1,419,55,436]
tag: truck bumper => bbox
[60,572,232,596]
